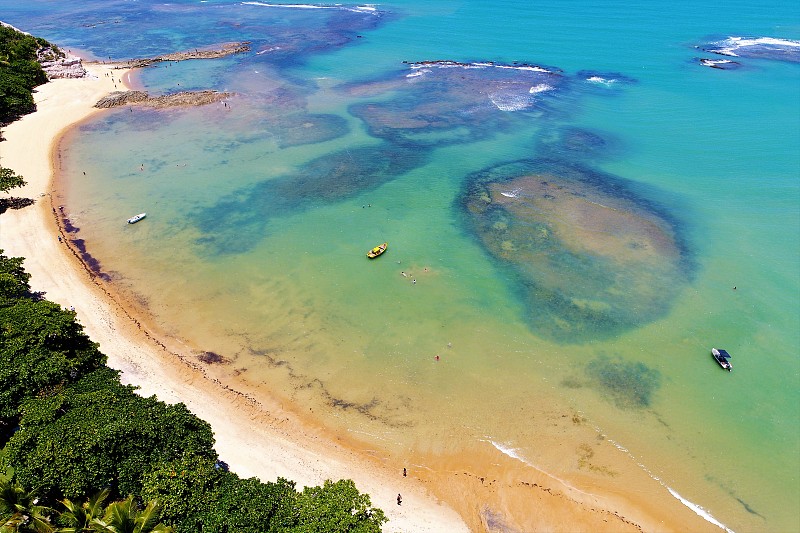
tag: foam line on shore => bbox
[483,439,595,498]
[605,436,735,532]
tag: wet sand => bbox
[0,61,718,532]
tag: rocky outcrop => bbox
[105,42,251,69]
[94,90,232,109]
[38,53,88,79]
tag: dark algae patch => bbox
[457,158,692,342]
[194,143,426,255]
[586,356,661,409]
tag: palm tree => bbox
[89,497,172,533]
[56,489,110,533]
[0,472,53,533]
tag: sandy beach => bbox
[0,62,469,533]
[0,62,721,533]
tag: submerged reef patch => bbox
[346,60,564,147]
[535,126,622,162]
[457,159,691,342]
[585,356,661,409]
[194,142,426,255]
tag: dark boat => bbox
[711,348,732,371]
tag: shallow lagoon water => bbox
[3,0,799,530]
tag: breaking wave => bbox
[700,36,800,62]
[242,1,378,14]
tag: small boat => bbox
[127,213,146,224]
[367,242,387,259]
[711,348,732,371]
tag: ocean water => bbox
[2,0,799,530]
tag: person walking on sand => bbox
[397,494,402,506]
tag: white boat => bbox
[127,213,146,224]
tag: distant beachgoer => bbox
[733,286,737,290]
[401,271,407,277]
[403,467,407,477]
[435,355,439,361]
[397,494,402,506]
[82,171,86,175]
[412,279,416,284]
[58,236,62,243]
[69,306,75,312]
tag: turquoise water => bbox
[3,0,799,530]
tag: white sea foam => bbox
[710,36,800,56]
[587,76,616,86]
[241,2,378,14]
[0,21,30,35]
[667,487,735,532]
[483,439,593,497]
[603,434,735,532]
[409,61,552,74]
[405,68,429,78]
[496,64,551,73]
[488,93,530,111]
[529,83,553,94]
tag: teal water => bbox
[3,0,799,530]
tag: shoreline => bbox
[0,62,469,533]
[0,62,718,532]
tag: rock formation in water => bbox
[94,90,233,109]
[106,42,251,69]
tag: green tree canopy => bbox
[1,369,216,501]
[57,489,110,533]
[294,479,387,533]
[0,168,26,196]
[88,496,172,533]
[0,468,54,532]
[0,297,106,438]
[141,455,297,533]
[0,25,52,124]
[0,251,31,304]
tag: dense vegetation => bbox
[0,249,387,532]
[1,24,40,204]
[0,24,53,125]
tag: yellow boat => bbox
[367,242,388,259]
